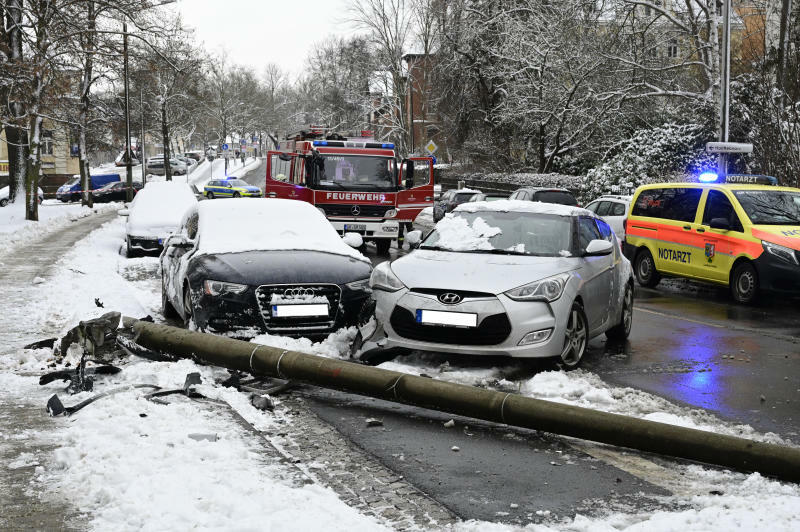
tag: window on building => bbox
[668,39,678,58]
[41,130,54,156]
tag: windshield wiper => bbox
[469,248,530,256]
[418,245,454,252]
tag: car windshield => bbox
[226,179,248,187]
[64,178,79,187]
[101,181,122,190]
[420,211,573,256]
[313,154,396,191]
[733,190,800,225]
[533,190,578,206]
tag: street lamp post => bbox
[718,0,732,178]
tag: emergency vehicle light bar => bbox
[696,172,779,186]
[312,141,395,150]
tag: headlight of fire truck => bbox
[384,208,397,218]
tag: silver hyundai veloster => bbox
[365,200,633,368]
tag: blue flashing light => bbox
[698,172,719,183]
[381,143,395,149]
[312,140,328,146]
[431,155,437,165]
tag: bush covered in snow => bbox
[579,123,717,202]
[442,171,583,190]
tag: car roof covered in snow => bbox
[128,181,197,229]
[454,199,593,217]
[194,198,369,262]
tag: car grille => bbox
[255,284,342,333]
[409,288,496,300]
[389,306,512,346]
[320,204,389,218]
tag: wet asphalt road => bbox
[240,163,800,521]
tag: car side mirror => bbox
[406,230,423,249]
[433,204,445,222]
[118,209,129,216]
[343,232,364,248]
[585,239,613,256]
[167,235,195,249]
[709,217,731,231]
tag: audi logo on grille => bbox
[351,205,361,215]
[438,292,462,304]
[284,287,315,298]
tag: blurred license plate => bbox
[416,309,477,328]
[344,224,366,231]
[272,304,328,317]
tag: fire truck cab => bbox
[265,126,435,255]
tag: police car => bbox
[625,173,800,303]
[203,178,262,199]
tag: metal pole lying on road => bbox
[127,320,800,483]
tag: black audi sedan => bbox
[160,198,373,338]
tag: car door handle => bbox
[682,225,691,231]
[424,196,432,201]
[267,192,277,197]
[696,228,705,233]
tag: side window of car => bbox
[632,188,701,222]
[585,202,599,213]
[702,190,743,232]
[578,217,602,250]
[611,202,626,216]
[596,201,611,216]
[595,219,613,241]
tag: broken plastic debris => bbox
[451,446,460,452]
[443,419,455,428]
[366,418,383,427]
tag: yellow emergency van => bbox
[624,174,800,303]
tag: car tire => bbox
[731,261,759,304]
[0,198,8,207]
[233,192,241,198]
[559,301,588,370]
[161,279,178,319]
[376,239,391,255]
[606,283,633,340]
[207,192,215,199]
[72,193,80,203]
[126,237,138,258]
[634,248,661,288]
[183,284,195,328]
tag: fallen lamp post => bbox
[125,319,800,483]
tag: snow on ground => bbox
[0,217,385,531]
[0,201,119,253]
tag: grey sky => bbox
[177,0,356,79]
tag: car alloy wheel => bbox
[560,302,588,369]
[606,283,633,340]
[233,192,241,198]
[207,192,215,199]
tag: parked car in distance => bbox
[433,188,481,222]
[146,156,188,176]
[469,192,508,203]
[364,200,633,368]
[509,187,579,207]
[0,186,43,207]
[120,181,197,257]
[184,151,203,163]
[91,180,143,203]
[176,156,197,168]
[585,195,631,241]
[203,179,262,198]
[56,173,120,202]
[160,198,373,338]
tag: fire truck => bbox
[265,126,435,255]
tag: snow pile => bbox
[251,327,357,360]
[445,172,582,191]
[195,198,368,262]
[425,215,501,251]
[455,199,590,217]
[0,202,119,253]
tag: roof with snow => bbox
[455,199,593,217]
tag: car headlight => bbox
[346,278,371,291]
[505,273,570,302]
[203,280,248,296]
[763,241,799,265]
[369,262,405,292]
[384,208,397,218]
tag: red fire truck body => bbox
[265,127,434,254]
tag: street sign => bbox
[240,138,246,145]
[424,140,438,155]
[706,142,753,154]
[222,143,229,151]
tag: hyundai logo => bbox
[351,205,361,215]
[438,292,462,305]
[284,287,315,299]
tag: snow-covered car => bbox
[120,181,197,257]
[365,200,634,368]
[160,198,373,337]
[0,186,43,207]
[146,156,188,176]
[584,195,631,241]
[468,192,508,203]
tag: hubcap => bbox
[638,257,651,279]
[561,309,587,366]
[737,271,754,297]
